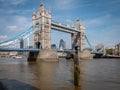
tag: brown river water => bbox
[0,57,120,90]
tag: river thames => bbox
[0,57,120,90]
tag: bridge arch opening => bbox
[51,30,71,50]
[35,42,41,49]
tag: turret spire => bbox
[40,3,44,11]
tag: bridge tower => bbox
[28,3,57,61]
[72,20,85,51]
[32,3,51,49]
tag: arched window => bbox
[36,22,39,25]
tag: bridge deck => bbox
[0,48,40,52]
[0,48,74,53]
[51,21,80,33]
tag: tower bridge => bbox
[32,3,85,51]
[0,3,97,61]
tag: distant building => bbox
[20,38,24,49]
[24,38,29,48]
[59,39,66,50]
[0,52,9,57]
[19,37,30,48]
[114,43,120,56]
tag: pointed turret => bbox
[40,3,44,11]
[75,19,81,30]
[48,6,51,14]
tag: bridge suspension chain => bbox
[85,35,104,54]
[0,22,42,48]
[85,35,97,52]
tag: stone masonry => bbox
[32,3,51,49]
[28,3,89,61]
[72,20,85,51]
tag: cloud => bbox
[53,0,120,10]
[65,19,74,26]
[12,16,31,32]
[0,17,6,23]
[84,14,111,27]
[10,0,26,5]
[7,25,17,31]
[53,0,79,9]
[84,14,120,47]
[0,0,27,6]
[0,9,32,15]
[0,15,32,44]
[0,35,8,41]
[57,0,73,5]
[0,15,31,37]
[83,15,111,43]
[15,16,30,24]
[10,16,31,31]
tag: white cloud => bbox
[14,16,31,30]
[53,0,79,9]
[0,15,32,44]
[0,17,6,23]
[0,35,8,41]
[7,25,17,31]
[11,0,26,5]
[15,16,29,24]
[0,0,27,5]
[0,9,32,15]
[66,19,73,24]
[84,14,120,47]
[53,0,120,10]
[57,0,74,5]
[1,15,31,33]
[84,14,111,26]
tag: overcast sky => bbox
[0,0,120,48]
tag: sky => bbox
[0,0,120,48]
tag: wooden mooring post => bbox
[74,46,80,86]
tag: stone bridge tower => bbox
[32,3,51,49]
[71,20,85,51]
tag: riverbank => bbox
[102,55,120,58]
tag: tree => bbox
[106,48,113,55]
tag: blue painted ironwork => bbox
[0,20,103,55]
[0,22,42,48]
[85,35,104,54]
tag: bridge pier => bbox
[27,52,39,61]
[78,50,93,60]
[27,49,58,62]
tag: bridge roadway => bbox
[0,48,103,56]
[0,48,74,53]
[51,21,80,33]
[0,48,40,52]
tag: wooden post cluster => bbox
[74,46,80,86]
